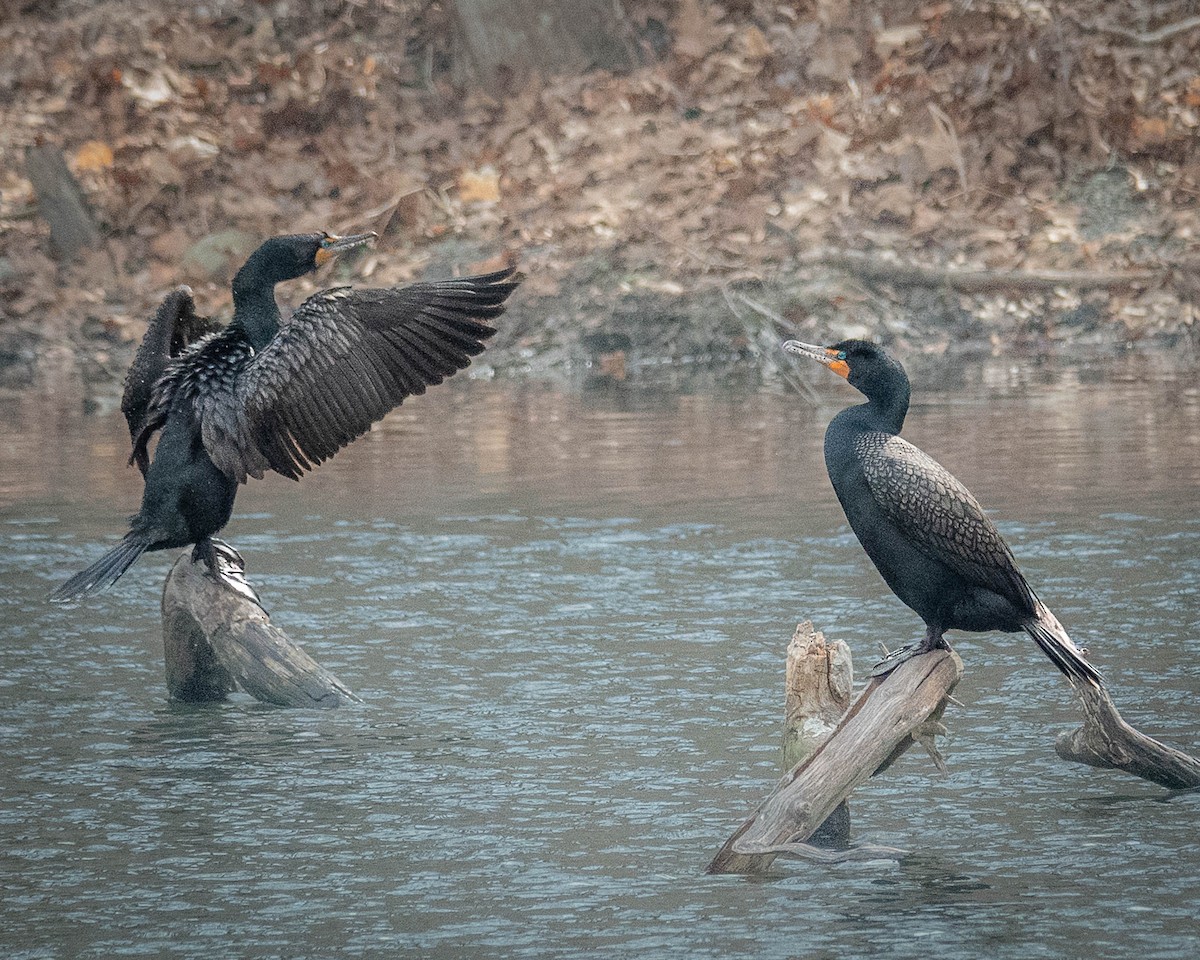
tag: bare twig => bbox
[721,286,812,398]
[730,291,792,336]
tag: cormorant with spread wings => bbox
[50,232,519,602]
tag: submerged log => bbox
[162,552,357,708]
[1056,677,1200,789]
[709,648,961,874]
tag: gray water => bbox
[2,357,1198,959]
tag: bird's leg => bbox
[191,537,220,572]
[919,624,952,653]
[871,625,951,678]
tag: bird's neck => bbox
[844,388,909,435]
[230,281,281,350]
[871,388,909,433]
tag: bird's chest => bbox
[174,338,251,412]
[824,432,963,615]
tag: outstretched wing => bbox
[856,432,1036,611]
[215,266,519,482]
[123,286,223,475]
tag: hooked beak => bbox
[315,232,377,266]
[782,340,850,379]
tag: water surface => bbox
[2,357,1198,959]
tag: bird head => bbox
[238,232,377,287]
[782,338,910,407]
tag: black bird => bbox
[783,338,1102,688]
[50,232,519,602]
[122,285,223,476]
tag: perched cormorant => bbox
[50,232,519,602]
[783,338,1102,688]
[122,285,223,475]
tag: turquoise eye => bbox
[836,351,847,361]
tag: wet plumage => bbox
[783,337,1102,688]
[50,232,520,602]
[121,285,223,475]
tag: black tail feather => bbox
[1024,604,1104,689]
[48,533,151,603]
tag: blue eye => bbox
[836,351,847,361]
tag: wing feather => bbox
[124,286,223,475]
[216,266,517,481]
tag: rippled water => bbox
[2,356,1198,959]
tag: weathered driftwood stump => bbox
[162,553,357,708]
[782,622,854,847]
[709,641,961,874]
[1056,677,1200,789]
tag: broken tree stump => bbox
[162,552,357,708]
[1055,676,1200,789]
[708,648,961,875]
[25,143,102,261]
[782,621,854,847]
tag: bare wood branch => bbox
[783,622,855,848]
[783,621,853,766]
[730,291,792,336]
[709,613,1198,878]
[1056,678,1200,789]
[733,839,910,864]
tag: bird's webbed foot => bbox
[192,538,263,608]
[870,642,924,678]
[870,628,951,679]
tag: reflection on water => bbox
[2,355,1199,959]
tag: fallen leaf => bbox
[739,26,773,62]
[121,69,174,107]
[459,166,501,203]
[1129,116,1169,150]
[875,24,923,60]
[73,140,114,172]
[1186,78,1200,109]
